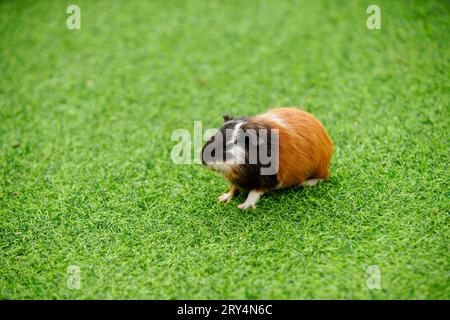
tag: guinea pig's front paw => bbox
[237,190,262,210]
[237,203,256,210]
[218,192,233,203]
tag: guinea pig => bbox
[201,107,333,209]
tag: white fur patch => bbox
[230,122,244,143]
[225,121,246,165]
[227,145,246,164]
[300,178,323,187]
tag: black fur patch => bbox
[230,121,278,191]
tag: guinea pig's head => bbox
[201,114,276,176]
[201,115,249,174]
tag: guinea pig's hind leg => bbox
[218,185,238,203]
[237,190,263,210]
[300,178,323,187]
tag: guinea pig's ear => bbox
[223,114,234,122]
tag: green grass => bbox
[0,0,449,299]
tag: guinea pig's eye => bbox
[211,149,215,157]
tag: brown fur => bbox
[253,107,333,188]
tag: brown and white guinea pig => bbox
[201,107,333,209]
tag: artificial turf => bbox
[0,0,449,299]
